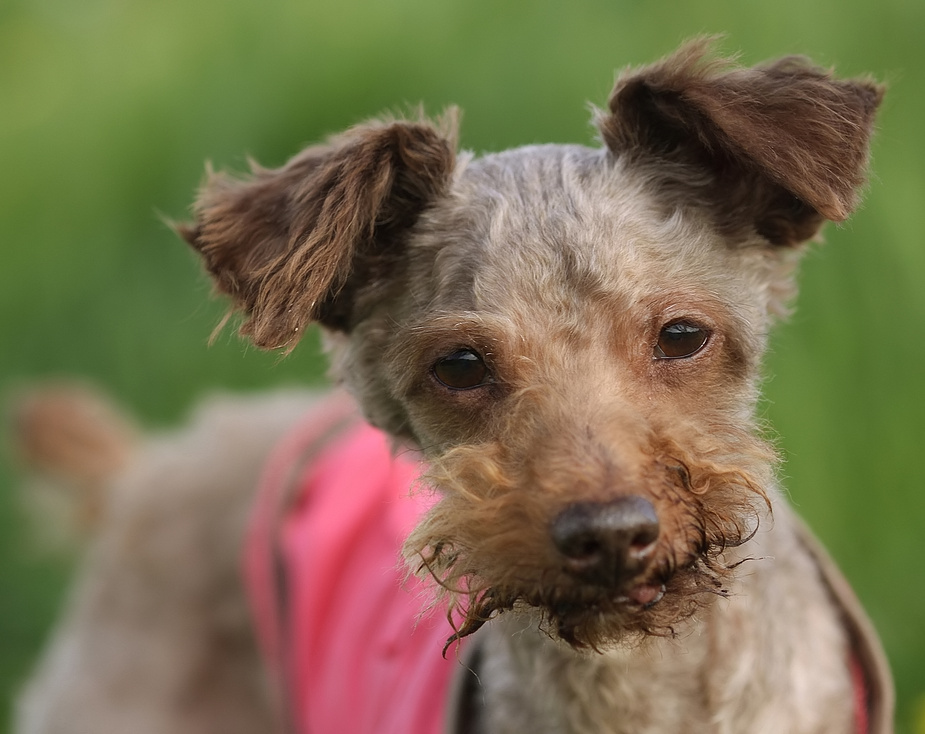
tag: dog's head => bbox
[180,39,882,650]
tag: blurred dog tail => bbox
[9,383,139,534]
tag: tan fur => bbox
[12,385,140,533]
[15,41,892,733]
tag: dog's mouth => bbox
[439,555,729,652]
[618,581,666,607]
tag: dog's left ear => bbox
[178,114,458,350]
[597,39,884,245]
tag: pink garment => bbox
[244,402,464,734]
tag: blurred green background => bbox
[2,0,923,731]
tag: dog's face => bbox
[362,145,784,647]
[181,40,882,649]
[355,145,780,646]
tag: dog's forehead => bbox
[412,144,763,320]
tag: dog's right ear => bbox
[177,114,458,350]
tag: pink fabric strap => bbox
[243,393,357,680]
[851,653,869,734]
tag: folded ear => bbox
[597,38,884,245]
[178,113,458,349]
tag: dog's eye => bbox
[433,349,489,389]
[654,321,709,359]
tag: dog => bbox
[14,39,893,733]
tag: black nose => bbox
[551,497,659,585]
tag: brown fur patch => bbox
[178,112,458,348]
[597,37,884,245]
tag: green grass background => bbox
[2,0,924,731]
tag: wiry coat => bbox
[17,39,892,734]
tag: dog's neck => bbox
[460,512,859,734]
[470,608,714,733]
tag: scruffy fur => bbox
[16,40,892,733]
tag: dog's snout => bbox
[551,497,659,585]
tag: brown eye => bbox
[433,349,489,389]
[654,321,709,359]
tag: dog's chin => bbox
[448,562,729,652]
